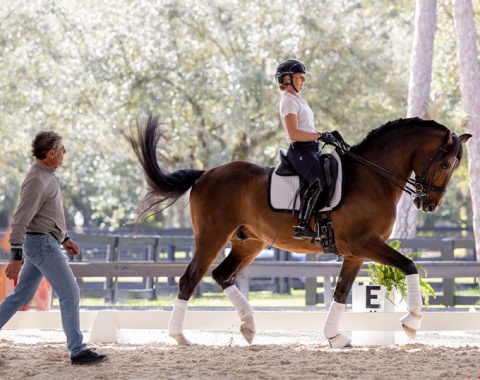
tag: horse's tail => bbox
[129,114,205,221]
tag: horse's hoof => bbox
[328,333,352,348]
[240,316,256,344]
[401,324,417,339]
[399,312,422,336]
[170,333,192,346]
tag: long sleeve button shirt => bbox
[9,160,68,249]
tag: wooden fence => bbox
[60,233,478,307]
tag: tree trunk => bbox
[392,0,437,240]
[453,0,480,259]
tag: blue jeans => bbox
[0,234,87,356]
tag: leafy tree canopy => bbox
[0,0,476,230]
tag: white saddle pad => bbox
[268,150,343,212]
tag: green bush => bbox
[366,240,436,306]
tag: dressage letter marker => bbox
[366,285,382,309]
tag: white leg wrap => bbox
[323,301,345,339]
[399,274,423,337]
[168,298,189,335]
[224,285,256,344]
[405,273,423,315]
[223,285,254,320]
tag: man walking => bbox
[0,130,107,365]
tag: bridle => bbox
[334,132,453,199]
[409,140,450,197]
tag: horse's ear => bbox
[458,133,472,144]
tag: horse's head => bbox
[412,130,471,213]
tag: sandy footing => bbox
[1,328,479,379]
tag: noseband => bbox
[409,143,448,198]
[335,132,454,198]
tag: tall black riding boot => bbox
[293,182,323,240]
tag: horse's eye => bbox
[441,163,449,170]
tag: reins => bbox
[331,133,452,198]
[267,130,453,249]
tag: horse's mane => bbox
[350,117,450,155]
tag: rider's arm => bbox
[284,113,319,142]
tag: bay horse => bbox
[130,115,471,348]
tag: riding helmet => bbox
[275,59,308,85]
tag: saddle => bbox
[273,148,341,211]
[268,149,343,254]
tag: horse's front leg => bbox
[399,274,423,338]
[324,256,364,348]
[360,239,423,339]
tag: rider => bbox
[275,59,336,240]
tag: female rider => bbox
[275,59,334,241]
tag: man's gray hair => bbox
[31,130,63,159]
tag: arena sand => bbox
[1,328,479,380]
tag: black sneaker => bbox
[71,349,108,365]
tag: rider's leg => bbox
[293,180,322,240]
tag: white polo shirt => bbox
[279,92,315,141]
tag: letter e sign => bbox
[366,285,382,309]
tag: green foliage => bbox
[366,240,436,306]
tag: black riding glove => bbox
[317,132,337,145]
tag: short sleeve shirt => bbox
[279,92,315,141]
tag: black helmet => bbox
[275,59,308,85]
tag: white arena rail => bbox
[3,310,479,343]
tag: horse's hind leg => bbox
[324,256,365,348]
[211,238,267,344]
[169,235,230,346]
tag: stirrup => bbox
[293,225,318,240]
[293,226,307,240]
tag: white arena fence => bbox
[3,309,479,343]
